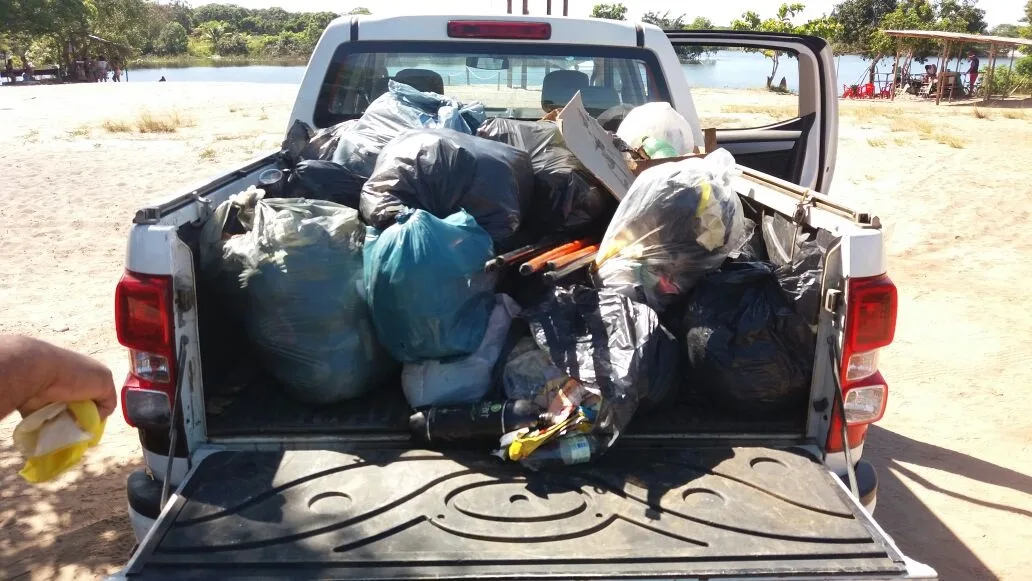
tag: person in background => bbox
[111,58,121,82]
[4,58,13,84]
[967,50,980,94]
[97,55,108,82]
[0,335,116,421]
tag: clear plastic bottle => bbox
[642,137,679,160]
[519,434,602,470]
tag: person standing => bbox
[97,55,108,82]
[967,50,980,94]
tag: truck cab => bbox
[110,14,936,581]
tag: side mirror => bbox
[466,56,510,71]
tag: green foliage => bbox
[195,20,228,53]
[989,24,1022,38]
[1016,56,1032,77]
[590,3,627,21]
[641,11,714,62]
[348,7,372,15]
[732,3,841,88]
[981,66,1032,95]
[158,21,188,55]
[830,0,898,57]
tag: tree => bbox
[590,3,627,20]
[990,24,1021,38]
[347,7,372,15]
[732,3,842,88]
[158,21,188,55]
[195,20,228,54]
[935,0,986,34]
[641,11,715,62]
[831,0,897,56]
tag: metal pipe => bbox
[522,0,529,15]
[507,0,512,14]
[547,0,552,15]
[563,0,568,16]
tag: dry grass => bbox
[136,110,193,133]
[101,119,133,133]
[258,108,269,121]
[867,137,887,147]
[720,103,798,118]
[934,131,966,148]
[1003,110,1026,120]
[228,105,240,113]
[889,117,936,137]
[893,136,911,146]
[972,108,991,120]
[22,128,40,143]
[198,146,218,161]
[66,125,91,138]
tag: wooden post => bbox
[935,40,949,105]
[547,0,552,15]
[984,42,998,104]
[507,0,512,14]
[891,49,900,101]
[563,0,568,16]
[522,0,529,15]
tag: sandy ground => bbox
[1,82,1030,580]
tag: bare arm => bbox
[0,335,117,420]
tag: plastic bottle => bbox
[409,400,548,445]
[642,137,679,160]
[519,434,602,470]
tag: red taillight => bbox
[447,20,552,40]
[115,271,176,428]
[827,275,897,452]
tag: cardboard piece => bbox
[556,92,636,200]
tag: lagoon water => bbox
[129,50,1016,93]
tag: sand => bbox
[1,82,1030,580]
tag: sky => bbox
[207,0,1024,28]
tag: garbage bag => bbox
[681,261,815,417]
[282,120,358,166]
[596,148,747,313]
[476,118,616,236]
[363,209,497,363]
[501,337,568,402]
[402,295,520,408]
[333,80,487,178]
[616,102,696,155]
[360,129,534,245]
[775,236,826,324]
[287,160,365,209]
[522,285,678,448]
[201,196,396,404]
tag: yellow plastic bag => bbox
[13,400,106,483]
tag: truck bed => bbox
[122,446,906,580]
[202,351,805,439]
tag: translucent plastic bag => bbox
[476,118,616,237]
[616,102,696,155]
[681,260,815,417]
[522,285,678,450]
[363,209,497,363]
[596,148,746,313]
[402,295,520,408]
[360,129,534,246]
[201,196,397,404]
[333,80,487,178]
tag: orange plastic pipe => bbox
[519,239,591,275]
[547,244,600,271]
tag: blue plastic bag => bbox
[363,209,497,363]
[333,81,487,178]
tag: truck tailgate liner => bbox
[127,447,905,580]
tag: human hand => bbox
[1,336,117,420]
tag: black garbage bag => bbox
[681,261,815,417]
[333,80,487,178]
[522,285,678,448]
[775,237,826,324]
[360,129,534,246]
[287,160,365,209]
[476,118,616,236]
[282,119,359,166]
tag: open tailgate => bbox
[116,446,918,580]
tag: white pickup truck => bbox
[109,14,937,581]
